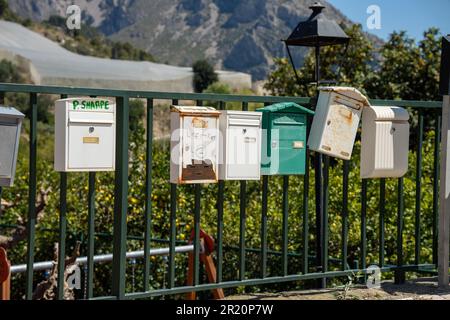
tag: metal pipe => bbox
[10,245,194,274]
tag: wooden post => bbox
[0,272,11,300]
[0,247,11,300]
[438,95,450,288]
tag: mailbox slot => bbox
[361,106,410,179]
[219,111,262,180]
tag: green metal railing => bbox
[0,83,444,300]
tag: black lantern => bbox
[283,1,350,85]
[283,2,350,288]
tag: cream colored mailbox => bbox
[54,98,116,172]
[170,106,220,184]
[0,106,24,187]
[308,87,370,160]
[361,106,410,179]
[219,111,262,180]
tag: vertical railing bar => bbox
[415,112,424,265]
[302,116,311,275]
[395,178,405,284]
[57,171,67,300]
[111,95,129,299]
[193,184,201,286]
[322,155,329,287]
[193,97,203,287]
[282,176,289,276]
[432,114,441,265]
[261,101,270,278]
[25,92,37,300]
[86,172,96,299]
[379,178,386,267]
[216,101,225,283]
[168,98,178,289]
[143,98,153,292]
[342,160,349,270]
[261,175,268,278]
[57,94,68,300]
[361,179,367,272]
[239,101,248,281]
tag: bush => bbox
[192,60,218,93]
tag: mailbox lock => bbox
[89,127,95,133]
[243,128,247,134]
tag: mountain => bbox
[7,0,357,81]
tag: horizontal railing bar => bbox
[0,83,442,108]
[120,264,436,300]
[0,83,311,104]
[10,245,194,274]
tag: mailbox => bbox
[257,102,314,176]
[308,87,370,160]
[0,106,24,187]
[360,106,410,179]
[218,111,262,180]
[54,98,116,172]
[170,105,220,184]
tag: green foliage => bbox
[129,99,146,130]
[265,25,442,102]
[0,59,23,83]
[192,60,218,93]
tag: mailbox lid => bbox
[363,106,410,122]
[256,102,314,116]
[171,105,220,117]
[318,86,370,107]
[0,106,25,120]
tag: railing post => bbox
[25,93,37,300]
[112,96,129,299]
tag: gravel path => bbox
[225,278,450,300]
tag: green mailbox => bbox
[257,102,314,175]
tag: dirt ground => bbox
[225,278,450,300]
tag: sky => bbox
[327,0,450,41]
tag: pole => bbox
[438,94,450,288]
[313,45,325,288]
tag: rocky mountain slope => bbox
[8,0,357,80]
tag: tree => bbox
[192,60,218,93]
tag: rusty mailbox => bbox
[308,87,370,160]
[170,106,221,184]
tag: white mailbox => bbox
[0,106,24,187]
[54,98,116,172]
[219,111,262,180]
[308,87,370,160]
[361,106,410,179]
[170,105,220,184]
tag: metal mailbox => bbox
[54,98,116,172]
[219,110,262,180]
[308,86,370,160]
[0,106,24,187]
[257,102,314,176]
[360,106,410,179]
[170,105,220,184]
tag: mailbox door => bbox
[270,113,306,175]
[372,121,409,177]
[227,118,260,179]
[68,113,114,170]
[0,124,18,178]
[181,116,218,182]
[321,99,361,160]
